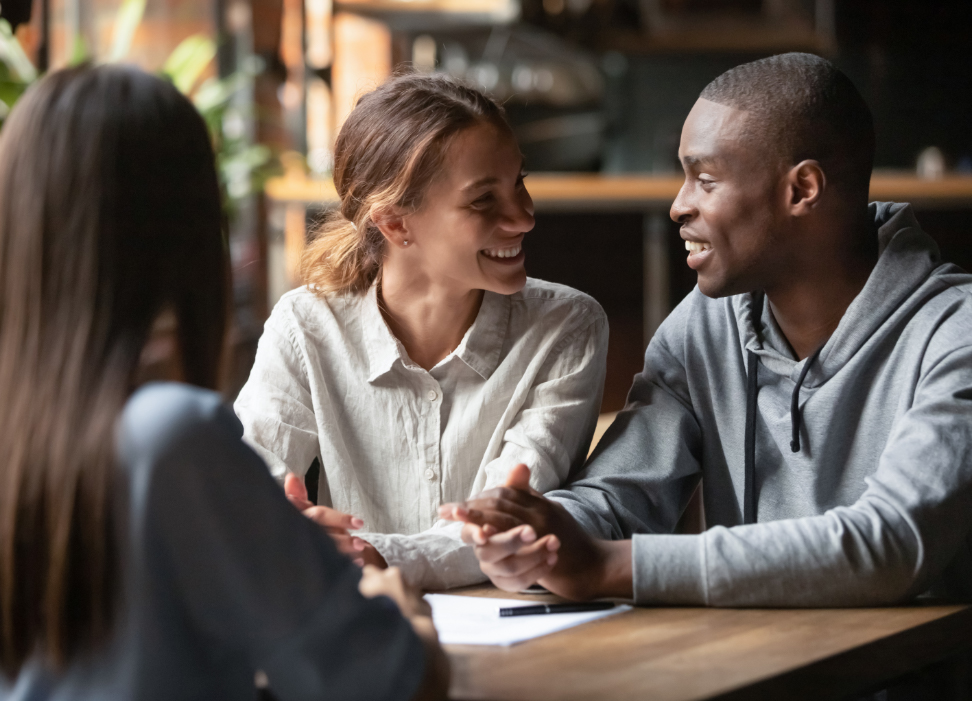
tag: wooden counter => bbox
[265,171,972,211]
[263,170,972,337]
[444,585,972,701]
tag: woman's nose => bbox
[502,192,535,233]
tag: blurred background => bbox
[2,0,970,411]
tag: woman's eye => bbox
[470,194,495,209]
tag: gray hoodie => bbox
[549,202,972,606]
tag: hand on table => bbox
[439,464,631,601]
[284,472,387,568]
[359,565,450,701]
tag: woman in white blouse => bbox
[235,72,608,589]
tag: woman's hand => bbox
[358,565,430,619]
[284,472,386,567]
[359,566,449,701]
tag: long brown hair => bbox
[300,72,510,294]
[0,65,227,676]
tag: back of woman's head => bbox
[301,72,510,294]
[0,64,227,676]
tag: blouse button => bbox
[425,468,436,481]
[426,389,438,401]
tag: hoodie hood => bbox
[736,202,942,386]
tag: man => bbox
[441,52,972,606]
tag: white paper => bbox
[425,593,631,646]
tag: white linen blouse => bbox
[234,277,608,589]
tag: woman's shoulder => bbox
[510,278,607,326]
[117,382,240,477]
[267,285,367,333]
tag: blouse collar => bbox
[363,280,510,383]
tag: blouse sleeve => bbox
[362,312,609,590]
[234,310,320,482]
[119,385,424,701]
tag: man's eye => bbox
[516,171,529,187]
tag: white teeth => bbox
[482,244,522,259]
[684,240,711,255]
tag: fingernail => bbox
[521,526,536,542]
[548,537,560,550]
[352,538,366,551]
[354,558,365,567]
[350,517,364,529]
[547,554,557,566]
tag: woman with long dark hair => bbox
[0,65,446,700]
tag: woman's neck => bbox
[378,263,484,372]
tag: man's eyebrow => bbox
[681,154,720,169]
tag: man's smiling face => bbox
[671,98,790,298]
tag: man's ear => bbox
[372,207,412,249]
[787,160,826,216]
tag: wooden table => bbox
[443,585,972,701]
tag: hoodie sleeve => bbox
[632,341,972,606]
[546,311,704,543]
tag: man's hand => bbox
[440,464,632,601]
[285,472,387,568]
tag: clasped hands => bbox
[438,464,633,601]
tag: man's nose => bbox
[670,184,694,224]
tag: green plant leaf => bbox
[0,80,28,109]
[0,19,37,82]
[192,73,249,115]
[162,34,216,94]
[107,0,146,63]
[69,34,90,66]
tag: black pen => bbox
[499,602,615,617]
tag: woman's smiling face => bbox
[400,120,535,296]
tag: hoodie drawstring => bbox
[743,291,822,524]
[743,293,764,525]
[789,345,824,453]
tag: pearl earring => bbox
[403,240,409,247]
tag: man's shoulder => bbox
[918,263,972,356]
[656,287,739,341]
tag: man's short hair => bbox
[700,53,875,198]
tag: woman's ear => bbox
[787,160,826,216]
[372,207,413,249]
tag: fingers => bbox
[441,503,524,535]
[284,472,310,507]
[358,566,428,619]
[490,557,559,593]
[302,505,365,531]
[483,537,560,592]
[329,532,367,556]
[480,533,558,575]
[503,463,541,496]
[477,527,559,566]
